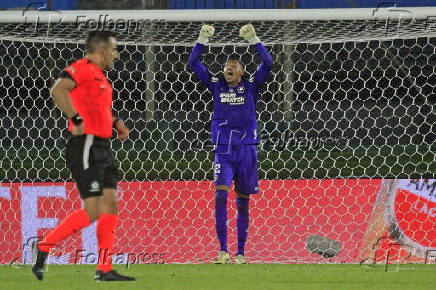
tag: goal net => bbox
[0,8,435,265]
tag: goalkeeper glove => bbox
[197,24,215,45]
[239,24,261,45]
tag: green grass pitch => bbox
[2,264,436,290]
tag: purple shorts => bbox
[213,144,259,194]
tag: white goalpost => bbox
[1,7,435,44]
[0,8,435,265]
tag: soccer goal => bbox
[0,7,435,265]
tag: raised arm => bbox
[188,25,215,85]
[240,24,272,87]
[189,43,211,85]
[253,43,272,86]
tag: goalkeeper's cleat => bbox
[31,241,48,281]
[214,251,231,264]
[234,255,247,264]
[94,270,136,282]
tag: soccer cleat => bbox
[214,251,231,264]
[31,241,48,281]
[234,255,246,264]
[94,270,136,282]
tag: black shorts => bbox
[65,135,118,199]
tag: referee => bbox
[32,31,135,282]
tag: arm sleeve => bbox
[188,43,211,85]
[65,65,91,86]
[59,71,76,87]
[253,43,273,87]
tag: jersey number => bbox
[214,163,221,174]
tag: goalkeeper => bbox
[189,24,272,264]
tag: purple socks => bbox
[236,197,250,256]
[215,191,250,256]
[215,190,228,252]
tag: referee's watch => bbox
[71,114,83,125]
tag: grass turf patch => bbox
[2,264,436,290]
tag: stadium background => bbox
[0,0,435,10]
[0,0,435,267]
[1,0,434,182]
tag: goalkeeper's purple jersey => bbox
[189,42,272,145]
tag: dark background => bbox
[0,21,434,181]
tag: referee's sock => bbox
[39,208,91,252]
[97,213,118,273]
[215,190,228,252]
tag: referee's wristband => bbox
[71,114,83,125]
[113,118,121,128]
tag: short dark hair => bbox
[226,58,244,69]
[227,55,241,64]
[86,30,117,53]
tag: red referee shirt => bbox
[63,58,113,138]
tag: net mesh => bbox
[0,18,435,264]
[0,18,435,45]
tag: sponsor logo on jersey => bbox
[237,86,245,93]
[219,92,245,105]
[211,77,219,83]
